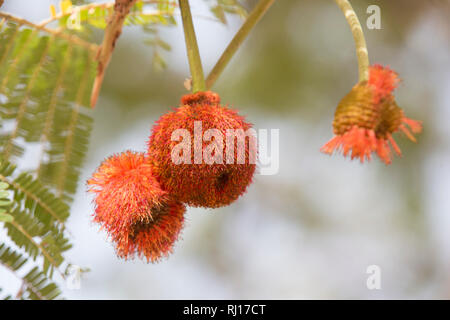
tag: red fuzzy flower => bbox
[321,64,422,164]
[87,151,185,262]
[148,91,256,208]
[113,201,185,262]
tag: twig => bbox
[90,0,138,107]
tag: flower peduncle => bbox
[334,0,370,82]
[178,0,206,93]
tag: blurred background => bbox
[1,0,449,299]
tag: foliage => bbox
[209,0,247,24]
[0,165,66,299]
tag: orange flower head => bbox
[148,91,256,208]
[113,201,185,263]
[87,151,185,262]
[321,64,422,164]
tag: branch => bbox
[90,0,138,108]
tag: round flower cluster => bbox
[88,91,256,262]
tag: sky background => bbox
[1,0,450,299]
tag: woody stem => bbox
[206,0,276,89]
[178,0,206,92]
[334,0,370,82]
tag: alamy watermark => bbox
[66,8,81,30]
[170,121,279,175]
[366,264,382,290]
[366,5,381,30]
[66,264,82,290]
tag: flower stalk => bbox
[178,0,206,92]
[206,0,276,89]
[334,0,370,82]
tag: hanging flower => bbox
[321,64,422,164]
[87,151,185,262]
[148,91,256,208]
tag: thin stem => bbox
[206,0,276,89]
[178,0,205,92]
[334,0,369,82]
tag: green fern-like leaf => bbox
[0,12,96,202]
[0,244,62,300]
[0,181,13,222]
[0,7,96,299]
[0,158,71,277]
[22,266,61,300]
[209,0,248,24]
[0,157,70,226]
[4,206,70,277]
[0,243,28,272]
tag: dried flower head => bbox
[148,91,256,208]
[87,151,185,262]
[321,64,422,164]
